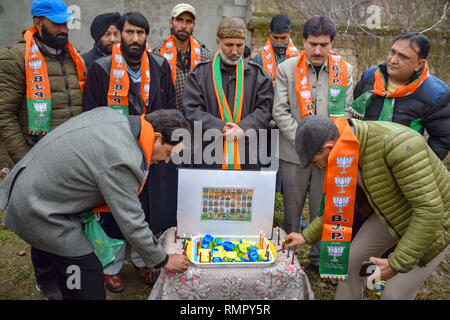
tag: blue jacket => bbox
[353,63,450,160]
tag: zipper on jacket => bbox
[59,58,73,117]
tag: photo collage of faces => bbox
[201,187,254,222]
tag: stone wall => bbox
[248,0,449,83]
[0,0,253,55]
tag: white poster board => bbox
[177,169,276,239]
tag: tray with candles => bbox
[184,233,277,267]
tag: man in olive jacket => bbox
[285,116,449,300]
[0,1,84,165]
[0,0,86,299]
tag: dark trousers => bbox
[31,247,105,300]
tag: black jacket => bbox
[82,52,178,235]
[82,44,108,70]
[183,59,274,169]
[83,52,176,114]
[353,63,450,160]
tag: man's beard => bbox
[39,23,68,50]
[121,39,146,60]
[97,40,113,55]
[220,48,243,66]
[171,27,192,41]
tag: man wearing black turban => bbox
[82,12,121,69]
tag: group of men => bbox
[0,0,448,301]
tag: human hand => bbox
[284,232,306,248]
[367,257,397,281]
[163,254,190,273]
[222,122,245,140]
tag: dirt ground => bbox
[1,194,448,300]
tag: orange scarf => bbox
[107,43,151,115]
[318,117,359,281]
[373,61,429,98]
[93,114,154,213]
[261,38,299,86]
[24,26,86,135]
[295,50,348,119]
[159,35,201,85]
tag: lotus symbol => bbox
[34,102,47,116]
[327,245,345,262]
[30,44,39,58]
[113,69,125,82]
[300,76,307,88]
[115,54,124,67]
[331,55,341,64]
[330,88,341,102]
[333,196,350,213]
[29,60,42,74]
[336,156,353,174]
[300,90,311,101]
[335,176,351,193]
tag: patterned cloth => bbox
[154,39,213,112]
[148,227,314,300]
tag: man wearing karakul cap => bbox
[183,16,274,169]
[0,0,87,299]
[82,12,121,69]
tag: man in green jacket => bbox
[0,0,86,300]
[285,115,449,300]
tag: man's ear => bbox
[216,37,220,48]
[288,30,292,37]
[323,140,336,152]
[33,17,43,33]
[415,58,426,72]
[154,132,163,143]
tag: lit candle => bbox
[266,243,269,259]
[174,227,177,243]
[277,227,280,245]
[259,230,263,246]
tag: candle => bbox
[200,234,203,248]
[209,250,212,262]
[259,230,263,246]
[282,239,285,253]
[174,227,177,243]
[291,248,295,265]
[199,252,202,263]
[182,233,186,250]
[277,227,280,245]
[182,239,189,256]
[266,244,269,259]
[287,246,290,257]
